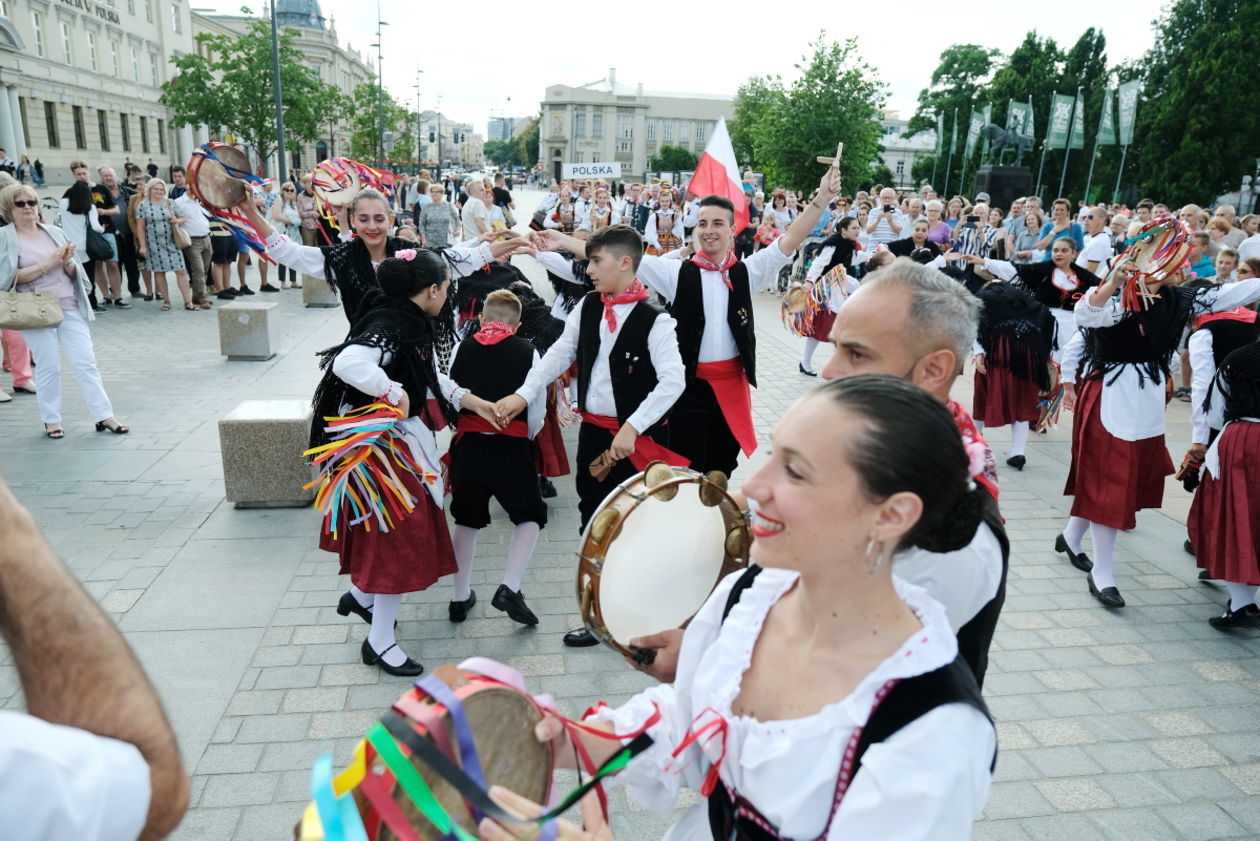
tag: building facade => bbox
[540,69,732,183]
[879,112,936,190]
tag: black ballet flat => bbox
[798,363,818,377]
[1054,534,1093,572]
[448,590,476,623]
[1006,455,1026,471]
[1087,574,1125,608]
[361,639,423,677]
[1209,603,1260,630]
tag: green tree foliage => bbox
[483,139,524,168]
[161,19,342,174]
[345,83,414,166]
[731,38,886,193]
[906,44,999,194]
[516,117,540,168]
[649,145,698,172]
[986,32,1062,141]
[1132,0,1260,204]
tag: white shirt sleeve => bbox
[1073,291,1125,329]
[534,250,579,283]
[0,711,152,841]
[982,258,1018,282]
[1188,329,1216,445]
[264,230,328,277]
[331,343,396,399]
[1060,329,1086,382]
[442,243,494,279]
[526,350,546,439]
[744,239,795,292]
[515,305,581,404]
[643,212,661,248]
[805,246,836,282]
[625,312,686,434]
[891,522,1003,633]
[1200,278,1260,312]
[636,254,683,303]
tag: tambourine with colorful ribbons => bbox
[1105,213,1193,312]
[303,402,435,539]
[312,157,397,240]
[297,658,655,841]
[780,264,852,337]
[185,142,273,260]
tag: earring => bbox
[864,537,884,575]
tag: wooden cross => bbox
[816,141,844,169]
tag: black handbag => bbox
[85,227,112,261]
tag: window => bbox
[86,30,97,71]
[139,115,149,153]
[30,11,43,57]
[127,0,135,13]
[157,118,165,153]
[895,159,905,176]
[617,115,632,138]
[149,52,158,86]
[646,119,656,140]
[18,98,30,146]
[131,47,139,81]
[310,64,320,78]
[72,105,86,148]
[170,3,181,33]
[618,140,631,153]
[144,0,152,22]
[0,1,9,18]
[110,40,119,76]
[696,121,708,144]
[43,101,59,148]
[678,122,689,142]
[60,20,71,64]
[120,113,130,151]
[574,111,585,138]
[97,109,110,150]
[663,120,673,141]
[592,113,603,138]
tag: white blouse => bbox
[588,568,995,841]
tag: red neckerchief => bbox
[600,278,650,331]
[692,251,738,290]
[948,399,1000,502]
[473,322,516,346]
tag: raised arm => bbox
[776,168,842,257]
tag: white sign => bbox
[562,162,622,179]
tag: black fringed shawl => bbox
[976,282,1056,391]
[1081,285,1202,387]
[321,236,414,321]
[310,293,458,449]
[1204,341,1260,424]
[817,235,860,276]
[545,250,594,315]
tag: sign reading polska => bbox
[562,162,622,179]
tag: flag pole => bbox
[1113,144,1128,204]
[943,107,957,196]
[1084,123,1101,204]
[959,107,974,197]
[1058,86,1082,199]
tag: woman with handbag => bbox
[58,182,126,309]
[135,179,195,311]
[0,184,128,438]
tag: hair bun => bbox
[913,485,989,554]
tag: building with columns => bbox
[540,70,732,183]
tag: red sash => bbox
[579,411,690,472]
[696,358,756,457]
[1195,307,1258,329]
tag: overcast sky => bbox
[199,0,1160,135]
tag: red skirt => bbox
[1188,421,1260,584]
[319,469,456,594]
[972,368,1040,427]
[807,308,836,341]
[535,381,571,478]
[1063,378,1173,530]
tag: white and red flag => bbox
[686,116,749,234]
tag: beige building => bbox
[879,111,936,190]
[540,69,732,182]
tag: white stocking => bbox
[1010,421,1030,456]
[974,419,985,432]
[1224,582,1258,612]
[502,522,541,592]
[1089,522,1119,590]
[367,593,408,667]
[349,585,373,609]
[802,338,820,372]
[452,524,478,602]
[1062,516,1090,554]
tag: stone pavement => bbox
[1,188,1259,840]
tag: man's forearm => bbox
[0,484,189,839]
[780,200,827,253]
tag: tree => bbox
[731,38,886,193]
[161,19,342,175]
[345,83,414,167]
[906,44,1000,194]
[514,117,540,168]
[649,145,698,172]
[483,139,523,168]
[986,32,1063,143]
[1132,0,1260,204]
[730,75,782,171]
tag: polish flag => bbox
[686,116,749,235]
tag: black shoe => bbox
[336,591,374,625]
[492,584,539,626]
[1199,569,1213,581]
[92,302,108,313]
[113,299,132,309]
[360,638,424,677]
[540,476,557,499]
[1209,603,1260,630]
[563,627,600,647]
[1006,454,1026,471]
[217,289,239,299]
[142,294,154,301]
[239,285,256,295]
[1054,534,1093,572]
[1184,538,1196,557]
[259,284,280,292]
[798,363,818,377]
[448,590,476,622]
[1087,573,1125,608]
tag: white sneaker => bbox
[0,390,11,403]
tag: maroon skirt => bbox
[1188,421,1260,584]
[1063,378,1173,530]
[319,469,456,594]
[807,308,836,341]
[972,368,1041,427]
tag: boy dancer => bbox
[496,225,686,646]
[447,290,548,626]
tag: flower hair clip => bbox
[395,248,417,261]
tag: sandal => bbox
[161,302,171,311]
[95,420,130,434]
[44,425,64,439]
[184,303,197,311]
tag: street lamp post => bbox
[268,0,287,182]
[436,95,443,184]
[413,69,423,172]
[373,6,388,169]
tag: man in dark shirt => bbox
[492,174,515,226]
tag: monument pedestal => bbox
[974,166,1033,210]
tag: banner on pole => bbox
[936,112,944,157]
[949,109,958,158]
[1097,88,1116,146]
[1024,96,1035,138]
[964,108,984,159]
[1046,93,1074,150]
[980,103,993,156]
[1117,80,1140,146]
[1007,101,1029,135]
[1069,92,1086,150]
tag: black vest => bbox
[1198,317,1260,369]
[673,260,757,387]
[449,334,536,405]
[1013,260,1103,312]
[576,292,669,435]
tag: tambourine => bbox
[186,142,254,210]
[1108,213,1193,311]
[577,462,750,661]
[312,157,364,208]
